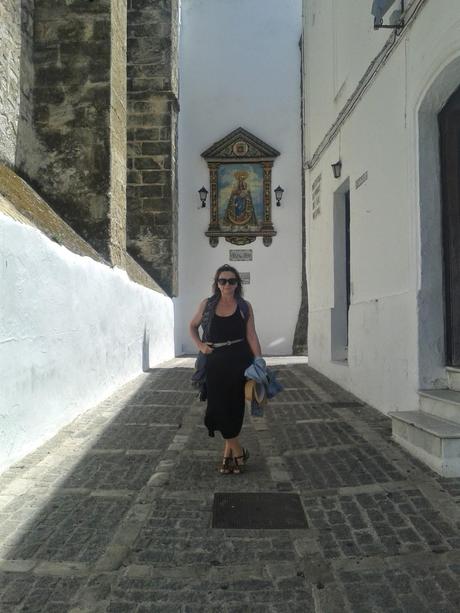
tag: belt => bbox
[208,338,244,348]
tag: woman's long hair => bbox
[212,264,244,298]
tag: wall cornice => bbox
[0,165,166,295]
[305,0,429,171]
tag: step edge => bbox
[418,389,460,406]
[392,433,460,477]
[389,411,460,438]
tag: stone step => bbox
[390,410,460,477]
[446,366,460,391]
[419,389,460,425]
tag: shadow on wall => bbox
[142,326,150,372]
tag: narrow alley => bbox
[1,359,460,612]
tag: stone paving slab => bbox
[111,404,188,425]
[285,445,404,489]
[302,487,458,559]
[2,493,132,563]
[437,477,460,503]
[335,562,460,613]
[122,389,198,406]
[268,389,322,403]
[0,572,83,613]
[265,403,343,422]
[1,359,460,611]
[63,453,161,491]
[93,424,177,451]
[274,421,368,452]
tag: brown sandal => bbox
[233,448,250,474]
[219,455,233,474]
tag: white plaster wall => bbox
[304,0,460,414]
[303,0,392,157]
[175,0,303,356]
[0,213,174,473]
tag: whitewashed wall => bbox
[175,0,303,355]
[304,0,392,158]
[0,213,174,473]
[303,0,460,414]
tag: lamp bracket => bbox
[373,0,405,33]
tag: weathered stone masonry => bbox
[127,0,179,296]
[31,0,127,267]
[0,0,179,294]
[0,0,35,170]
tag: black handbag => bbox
[191,351,208,401]
[190,297,217,401]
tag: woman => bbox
[189,264,262,474]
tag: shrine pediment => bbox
[200,128,280,247]
[201,127,280,161]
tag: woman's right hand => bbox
[199,342,213,354]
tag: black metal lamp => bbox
[198,186,208,208]
[331,160,342,179]
[274,185,284,206]
[372,0,405,32]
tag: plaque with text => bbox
[230,249,253,261]
[312,173,321,219]
[355,171,368,190]
[240,272,250,285]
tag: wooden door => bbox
[439,85,460,366]
[345,190,351,346]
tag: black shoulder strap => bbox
[200,296,218,342]
[202,296,248,340]
[238,297,250,321]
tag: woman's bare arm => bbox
[245,302,262,357]
[189,299,213,354]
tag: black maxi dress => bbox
[204,308,253,439]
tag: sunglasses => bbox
[217,277,238,286]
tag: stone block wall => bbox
[0,0,179,292]
[0,0,35,169]
[127,0,179,296]
[110,0,128,266]
[30,0,127,265]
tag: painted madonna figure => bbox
[223,171,258,227]
[189,264,262,474]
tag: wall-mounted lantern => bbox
[371,0,405,32]
[331,160,342,179]
[274,185,284,206]
[198,186,208,208]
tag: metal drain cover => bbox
[328,401,362,408]
[212,492,308,529]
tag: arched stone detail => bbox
[417,54,460,389]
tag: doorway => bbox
[439,85,460,366]
[331,182,350,361]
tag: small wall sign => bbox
[312,173,321,219]
[230,249,253,261]
[240,272,250,284]
[355,171,368,190]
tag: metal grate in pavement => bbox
[328,401,363,408]
[212,492,308,529]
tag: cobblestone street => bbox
[1,358,460,612]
